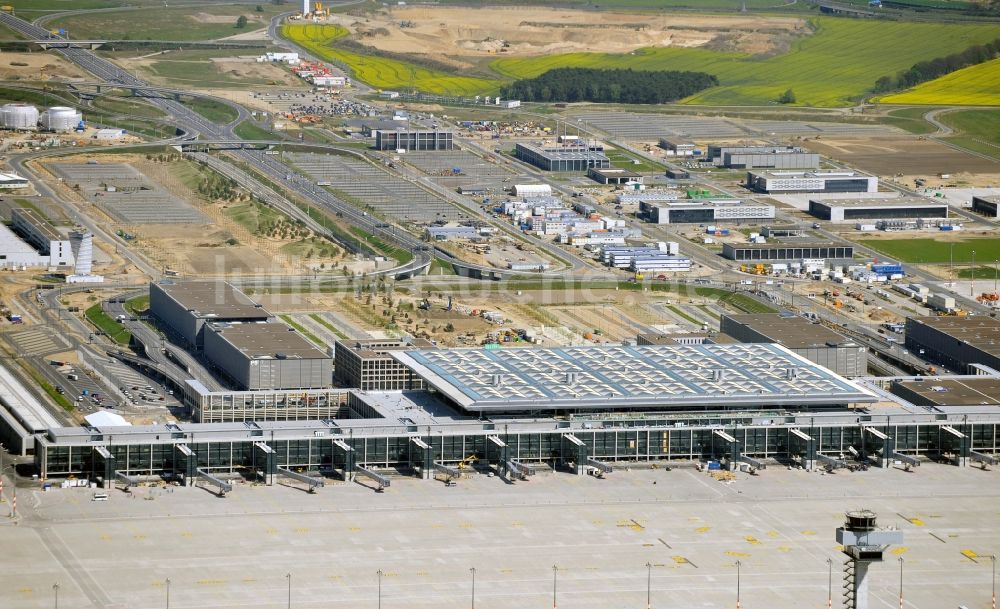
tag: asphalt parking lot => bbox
[2,462,998,609]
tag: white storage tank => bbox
[0,103,39,130]
[40,106,82,132]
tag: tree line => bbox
[500,68,718,105]
[873,37,1000,93]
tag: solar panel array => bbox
[401,344,869,409]
[49,163,207,224]
[290,153,467,224]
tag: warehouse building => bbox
[707,145,819,169]
[640,199,775,224]
[722,242,855,262]
[905,316,1000,374]
[149,281,271,349]
[374,129,454,151]
[10,208,74,267]
[0,222,51,268]
[747,170,878,194]
[393,343,875,414]
[720,313,866,377]
[808,197,949,223]
[587,167,643,185]
[972,195,1000,218]
[514,142,611,172]
[890,377,1000,407]
[203,322,332,391]
[334,338,434,391]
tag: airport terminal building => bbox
[149,281,271,349]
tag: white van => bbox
[92,492,109,502]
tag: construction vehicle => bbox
[1,6,14,14]
[457,455,478,470]
[418,298,430,311]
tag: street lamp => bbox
[470,567,476,609]
[646,562,652,609]
[736,560,742,609]
[165,578,170,609]
[286,573,291,609]
[992,554,996,609]
[552,565,558,609]
[377,569,383,609]
[826,557,833,609]
[53,583,59,609]
[972,250,977,297]
[994,260,998,294]
[898,557,904,609]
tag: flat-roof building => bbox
[640,199,775,224]
[334,338,434,391]
[972,195,1000,218]
[808,197,948,223]
[658,139,698,156]
[707,145,819,169]
[747,170,877,194]
[905,316,1000,373]
[10,208,74,267]
[393,343,876,414]
[722,241,855,262]
[514,142,610,172]
[890,377,1000,406]
[720,313,866,377]
[374,129,453,151]
[587,167,643,185]
[149,281,270,349]
[203,322,332,391]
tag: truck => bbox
[7,313,21,323]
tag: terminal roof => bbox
[909,316,1000,359]
[894,378,1000,406]
[392,344,876,411]
[725,314,856,349]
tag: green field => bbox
[879,58,1000,106]
[605,146,666,172]
[958,265,1000,280]
[858,238,1000,264]
[50,5,277,41]
[84,303,132,345]
[491,18,1000,106]
[138,50,290,88]
[881,107,938,135]
[281,24,501,96]
[180,96,238,124]
[90,95,166,119]
[941,109,1000,161]
[234,119,276,141]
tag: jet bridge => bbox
[196,469,232,496]
[971,451,998,468]
[172,444,197,486]
[711,429,742,470]
[890,452,920,470]
[560,433,588,475]
[409,437,433,480]
[276,467,324,493]
[486,435,508,467]
[355,465,390,492]
[939,425,970,466]
[332,439,356,481]
[862,426,891,468]
[115,470,139,489]
[788,428,816,470]
[815,453,847,470]
[431,461,462,483]
[504,458,533,481]
[254,441,276,485]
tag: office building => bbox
[972,195,1000,218]
[10,208,74,267]
[374,129,453,151]
[808,197,948,223]
[640,199,775,224]
[747,171,877,194]
[707,145,819,169]
[587,167,643,185]
[722,242,855,262]
[658,139,698,156]
[334,338,434,390]
[0,172,29,189]
[514,142,610,172]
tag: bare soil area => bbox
[0,52,89,82]
[803,136,1000,182]
[332,6,806,68]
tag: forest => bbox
[500,68,718,104]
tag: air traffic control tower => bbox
[836,510,903,609]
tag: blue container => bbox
[707,461,721,470]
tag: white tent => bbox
[84,411,130,427]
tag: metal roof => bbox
[208,322,330,360]
[155,280,269,320]
[392,344,877,412]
